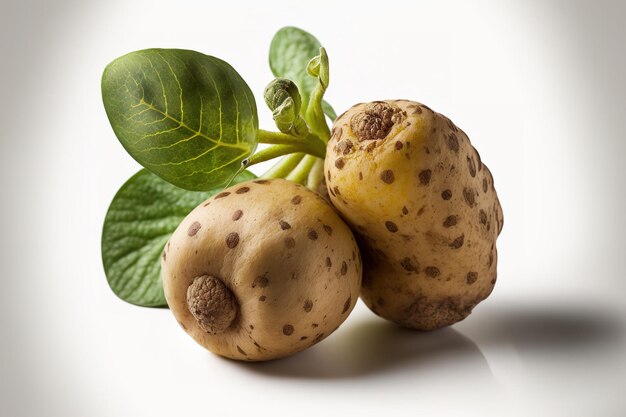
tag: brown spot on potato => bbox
[284,237,296,249]
[325,257,332,267]
[442,189,452,200]
[304,300,313,312]
[447,133,459,152]
[283,325,294,336]
[463,188,476,207]
[488,253,494,267]
[365,141,377,152]
[402,206,409,215]
[466,272,478,284]
[300,336,308,340]
[479,210,488,225]
[335,158,345,169]
[443,215,458,228]
[187,221,201,236]
[162,251,166,262]
[232,210,243,221]
[253,179,269,184]
[279,220,291,230]
[449,234,465,249]
[323,225,333,235]
[467,155,476,177]
[308,229,318,240]
[359,172,363,180]
[252,275,269,288]
[215,192,230,199]
[418,170,432,185]
[482,178,488,193]
[312,323,319,328]
[259,295,267,302]
[377,297,385,306]
[342,297,352,314]
[237,346,247,355]
[236,186,250,194]
[418,206,426,216]
[400,257,419,273]
[445,117,458,132]
[178,320,187,330]
[226,232,239,248]
[395,141,404,150]
[385,221,398,233]
[291,195,302,205]
[380,169,395,184]
[424,266,440,278]
[312,333,324,344]
[341,261,348,275]
[333,186,341,196]
[337,139,353,155]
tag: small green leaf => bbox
[101,169,255,307]
[102,49,258,191]
[269,27,321,111]
[322,100,337,121]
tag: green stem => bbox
[243,144,303,170]
[306,87,331,143]
[257,129,326,159]
[286,155,318,184]
[261,153,305,179]
[306,158,325,191]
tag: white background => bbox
[1,0,625,416]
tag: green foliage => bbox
[269,27,322,114]
[101,28,336,308]
[264,78,308,137]
[101,169,255,307]
[102,49,258,191]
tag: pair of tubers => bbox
[162,100,503,361]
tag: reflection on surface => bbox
[237,319,492,379]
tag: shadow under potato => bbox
[468,305,625,352]
[232,303,624,379]
[236,320,491,379]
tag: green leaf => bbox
[269,27,321,112]
[102,49,258,191]
[101,169,256,307]
[322,100,337,121]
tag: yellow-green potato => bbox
[325,100,503,330]
[161,178,361,361]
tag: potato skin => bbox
[325,100,503,330]
[161,179,361,361]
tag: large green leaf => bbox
[102,169,256,307]
[269,27,321,110]
[102,49,258,191]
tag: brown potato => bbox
[325,100,503,330]
[161,179,361,360]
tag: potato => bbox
[324,100,503,330]
[161,179,362,360]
